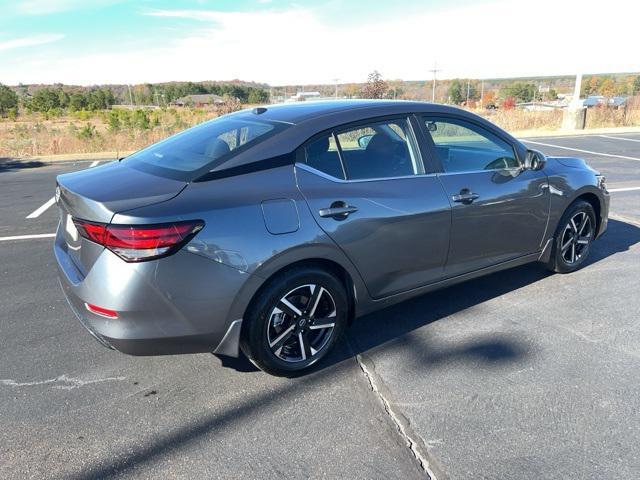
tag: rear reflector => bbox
[73,219,204,262]
[85,303,118,319]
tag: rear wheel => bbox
[241,267,348,376]
[546,200,596,273]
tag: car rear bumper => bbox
[54,226,250,356]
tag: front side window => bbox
[123,117,283,180]
[423,117,518,173]
[303,118,421,180]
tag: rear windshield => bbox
[122,116,285,180]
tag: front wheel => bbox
[240,267,348,376]
[546,200,596,273]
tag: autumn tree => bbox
[344,83,360,98]
[501,96,516,109]
[361,71,388,99]
[599,77,616,97]
[582,75,600,96]
[481,90,496,106]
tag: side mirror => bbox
[524,149,546,171]
[358,134,373,149]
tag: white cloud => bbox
[15,0,120,15]
[3,0,639,85]
[0,34,64,52]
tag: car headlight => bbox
[596,175,607,192]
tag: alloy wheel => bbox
[560,211,593,265]
[267,284,337,363]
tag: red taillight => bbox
[73,219,204,262]
[85,303,118,319]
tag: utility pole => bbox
[480,79,485,109]
[333,78,340,99]
[428,62,441,103]
[562,73,586,130]
[127,84,134,107]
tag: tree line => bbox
[0,81,271,117]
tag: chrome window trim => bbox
[295,162,437,184]
[436,167,524,176]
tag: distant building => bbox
[171,94,226,107]
[286,91,322,102]
[582,95,627,109]
[608,96,627,109]
[517,101,566,111]
[583,95,605,108]
[112,104,159,110]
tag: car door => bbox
[296,115,451,299]
[420,115,549,276]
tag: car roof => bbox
[232,99,460,124]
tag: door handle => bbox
[452,190,479,204]
[319,202,358,220]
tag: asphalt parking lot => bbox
[1,133,639,479]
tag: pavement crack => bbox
[354,351,441,480]
[0,374,126,390]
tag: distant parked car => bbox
[54,100,609,376]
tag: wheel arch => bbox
[248,258,357,327]
[563,186,603,236]
[573,191,602,234]
[227,242,369,331]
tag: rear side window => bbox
[303,118,421,181]
[423,117,518,172]
[305,135,345,180]
[123,117,283,180]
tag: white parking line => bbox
[598,135,640,143]
[608,186,640,193]
[0,233,55,242]
[522,140,640,162]
[25,197,56,219]
[25,161,100,219]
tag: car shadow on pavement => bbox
[68,220,639,479]
[328,218,640,371]
[222,218,640,375]
[0,158,46,172]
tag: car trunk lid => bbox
[56,161,187,274]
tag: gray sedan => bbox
[54,100,609,376]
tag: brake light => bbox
[73,219,204,262]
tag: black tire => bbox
[240,266,348,376]
[546,200,597,273]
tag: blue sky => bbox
[0,0,637,86]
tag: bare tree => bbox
[361,71,388,99]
